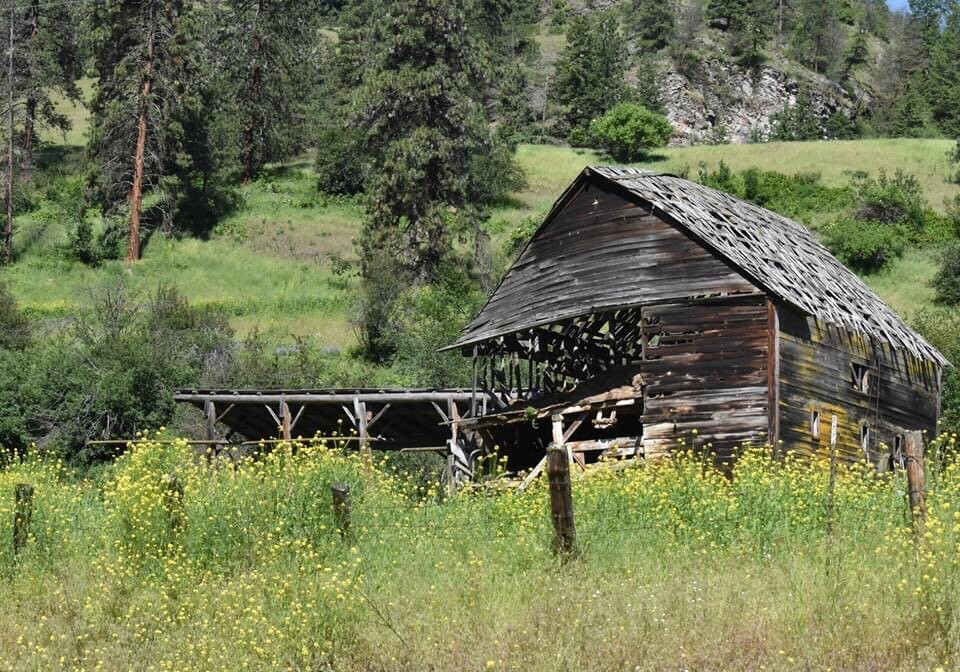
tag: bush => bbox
[932,244,960,305]
[588,103,673,161]
[822,218,906,271]
[0,282,29,350]
[912,309,960,435]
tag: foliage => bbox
[789,0,843,75]
[0,283,29,351]
[695,161,854,219]
[625,0,674,52]
[0,284,234,462]
[932,243,960,305]
[552,12,629,141]
[822,216,907,271]
[3,442,960,668]
[913,308,960,434]
[771,88,822,141]
[587,103,673,161]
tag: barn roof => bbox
[449,166,947,366]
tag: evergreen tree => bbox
[553,12,628,140]
[626,0,674,51]
[213,0,325,184]
[86,0,197,260]
[706,0,744,29]
[927,1,960,136]
[889,76,936,137]
[344,0,522,357]
[17,0,81,181]
[790,0,843,75]
[841,24,870,80]
[909,0,946,55]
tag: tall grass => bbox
[1,437,959,671]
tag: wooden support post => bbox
[547,445,576,558]
[280,399,291,441]
[355,399,371,467]
[905,430,926,531]
[163,474,184,537]
[552,414,567,461]
[204,399,216,441]
[13,484,33,556]
[331,483,351,540]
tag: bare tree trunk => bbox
[5,3,15,265]
[241,0,263,185]
[128,3,157,262]
[20,1,37,182]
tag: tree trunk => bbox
[20,1,37,182]
[5,4,15,266]
[241,1,263,185]
[21,97,35,182]
[128,4,157,262]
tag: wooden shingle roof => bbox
[450,166,946,366]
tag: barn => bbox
[445,166,948,473]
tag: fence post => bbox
[13,483,33,556]
[331,483,352,540]
[904,430,926,532]
[163,474,185,537]
[546,445,576,558]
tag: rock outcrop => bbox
[657,59,856,145]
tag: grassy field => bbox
[5,138,957,347]
[1,438,958,671]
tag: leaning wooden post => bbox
[13,483,33,556]
[546,445,576,558]
[331,483,351,540]
[163,474,185,537]
[904,430,926,532]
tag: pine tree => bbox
[889,76,936,137]
[344,0,522,356]
[214,0,325,184]
[626,0,674,52]
[790,0,843,75]
[553,12,628,140]
[86,0,196,261]
[927,1,960,137]
[17,0,80,181]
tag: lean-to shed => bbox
[446,166,948,471]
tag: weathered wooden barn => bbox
[444,166,948,472]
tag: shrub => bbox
[588,103,673,161]
[0,282,29,350]
[932,244,960,305]
[822,217,906,271]
[912,309,960,434]
[853,170,927,229]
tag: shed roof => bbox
[450,166,946,366]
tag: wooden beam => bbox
[367,403,391,430]
[204,399,217,442]
[280,400,291,441]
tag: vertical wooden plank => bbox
[826,415,838,541]
[552,414,566,461]
[280,399,291,441]
[204,399,216,442]
[767,299,780,448]
[355,399,371,467]
[546,446,576,558]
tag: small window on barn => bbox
[810,409,821,440]
[891,434,906,471]
[851,363,871,393]
[859,422,871,455]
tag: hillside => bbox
[8,138,956,348]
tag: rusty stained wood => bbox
[776,306,939,467]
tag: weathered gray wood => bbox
[280,400,291,441]
[546,446,576,558]
[826,415,838,541]
[355,400,370,466]
[517,456,547,492]
[204,399,217,442]
[13,483,32,556]
[905,430,926,530]
[331,483,351,539]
